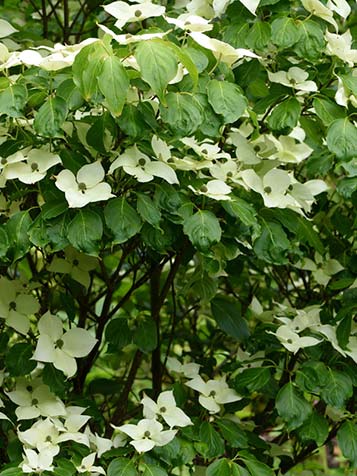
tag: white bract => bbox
[21,448,54,474]
[3,148,61,184]
[325,30,357,66]
[103,1,166,29]
[18,418,61,456]
[301,0,338,30]
[118,418,177,452]
[6,379,66,420]
[109,145,179,184]
[298,252,344,286]
[76,453,105,475]
[185,375,241,413]
[268,67,317,93]
[32,312,97,377]
[166,357,201,379]
[268,135,313,164]
[141,390,192,427]
[55,161,114,208]
[188,179,232,201]
[269,325,322,353]
[165,13,213,32]
[98,24,167,44]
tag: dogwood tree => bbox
[0,0,356,475]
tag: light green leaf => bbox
[98,55,130,116]
[276,383,312,430]
[108,458,138,476]
[207,80,247,123]
[313,97,345,126]
[0,84,27,117]
[160,92,203,135]
[320,369,353,408]
[297,412,329,446]
[34,96,68,137]
[211,296,250,341]
[246,22,271,50]
[183,210,221,253]
[337,421,357,467]
[326,118,357,161]
[207,459,231,476]
[137,193,162,229]
[141,464,168,476]
[67,209,103,255]
[104,197,142,244]
[271,17,301,48]
[135,40,178,102]
[57,78,83,110]
[267,97,301,133]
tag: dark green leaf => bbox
[253,221,290,264]
[207,459,231,476]
[199,422,225,458]
[107,458,138,476]
[0,84,27,117]
[326,118,357,161]
[5,343,36,376]
[6,210,32,261]
[216,419,248,448]
[267,97,301,133]
[276,383,312,430]
[141,464,168,476]
[313,97,345,126]
[34,96,68,137]
[105,319,132,350]
[183,210,221,253]
[98,55,130,116]
[211,296,249,341]
[297,412,329,446]
[337,421,357,467]
[67,209,103,255]
[271,17,301,48]
[133,318,157,352]
[320,369,353,408]
[137,193,161,229]
[239,451,274,476]
[42,364,67,399]
[235,368,271,393]
[336,314,352,350]
[207,80,247,123]
[104,197,142,244]
[160,92,203,135]
[294,20,325,60]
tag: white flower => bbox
[55,161,114,208]
[287,179,328,213]
[326,0,351,19]
[141,391,192,428]
[238,0,260,15]
[301,0,338,30]
[151,135,173,163]
[166,357,200,379]
[268,67,317,93]
[164,13,213,32]
[0,276,40,335]
[48,246,98,290]
[6,378,66,420]
[181,137,230,162]
[325,30,357,66]
[109,145,178,184]
[268,135,313,163]
[188,179,232,201]
[335,76,357,108]
[298,252,344,286]
[21,448,54,474]
[32,312,97,377]
[4,148,61,184]
[76,453,105,475]
[189,32,259,66]
[103,1,166,30]
[269,325,322,353]
[118,418,177,453]
[98,24,167,44]
[85,426,113,457]
[185,375,242,413]
[18,418,61,456]
[240,168,294,208]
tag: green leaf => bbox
[57,78,83,110]
[104,197,142,244]
[137,193,162,229]
[98,55,130,116]
[336,314,352,349]
[297,412,329,446]
[207,80,247,123]
[276,383,312,430]
[207,459,231,476]
[34,96,68,137]
[246,22,271,50]
[267,97,301,133]
[133,318,157,352]
[72,41,107,101]
[222,198,259,229]
[141,464,168,476]
[160,92,203,135]
[167,43,199,88]
[183,210,221,253]
[135,40,178,102]
[326,118,357,161]
[337,421,357,467]
[42,364,67,399]
[216,419,249,448]
[239,451,274,476]
[294,20,325,60]
[271,17,301,48]
[118,104,148,138]
[253,221,290,265]
[0,469,23,476]
[199,422,225,459]
[6,210,32,261]
[67,209,103,255]
[107,458,138,476]
[320,369,353,408]
[86,113,116,154]
[5,343,36,376]
[0,84,27,117]
[211,296,250,341]
[234,368,271,393]
[105,319,132,350]
[0,226,9,258]
[313,97,346,126]
[295,216,324,255]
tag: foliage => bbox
[0,0,356,475]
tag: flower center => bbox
[134,9,142,17]
[45,435,52,442]
[200,185,208,193]
[144,430,151,437]
[31,162,39,172]
[226,172,233,178]
[209,390,216,397]
[26,385,33,392]
[201,149,208,155]
[287,339,293,344]
[31,398,39,405]
[9,301,16,310]
[138,158,146,167]
[72,259,79,266]
[159,406,166,413]
[288,184,293,191]
[264,186,272,194]
[55,339,64,349]
[78,182,87,193]
[254,145,260,153]
[1,158,7,165]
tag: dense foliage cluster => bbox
[0,0,356,474]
